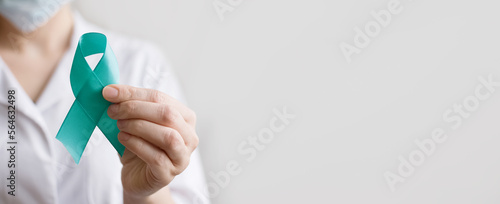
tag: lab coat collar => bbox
[0,58,48,130]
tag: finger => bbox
[117,132,174,170]
[117,119,190,167]
[108,101,181,127]
[109,101,199,151]
[103,84,196,125]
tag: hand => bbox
[102,84,199,203]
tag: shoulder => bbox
[75,11,166,65]
[107,34,176,92]
[75,12,184,100]
[102,31,173,89]
[107,32,166,68]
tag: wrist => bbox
[123,187,175,204]
[123,192,153,204]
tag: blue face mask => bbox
[0,0,72,33]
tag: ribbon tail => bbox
[97,108,125,156]
[56,100,96,164]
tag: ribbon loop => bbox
[56,32,124,164]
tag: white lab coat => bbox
[0,12,210,204]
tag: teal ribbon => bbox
[56,32,124,164]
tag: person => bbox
[0,0,210,203]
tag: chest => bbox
[0,51,124,203]
[0,48,64,102]
[0,100,123,204]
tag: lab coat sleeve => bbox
[149,50,211,204]
[115,40,211,204]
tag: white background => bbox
[75,0,500,203]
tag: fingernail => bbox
[108,104,119,115]
[116,120,126,129]
[119,133,131,141]
[103,86,118,99]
